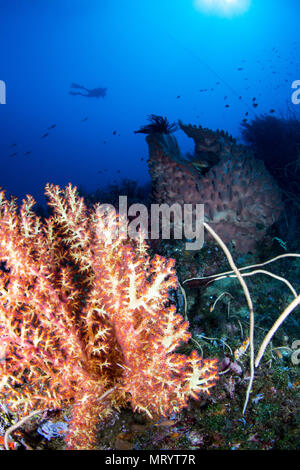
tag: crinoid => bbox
[134,114,178,135]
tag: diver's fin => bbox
[71,83,87,90]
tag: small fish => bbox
[9,152,17,157]
[234,337,250,361]
[237,67,243,71]
[238,96,242,100]
[41,133,49,139]
[154,419,176,427]
[140,157,144,161]
[225,104,230,108]
[24,151,32,156]
[10,143,17,148]
[245,112,249,116]
[253,103,258,108]
[116,170,120,173]
[48,124,56,130]
[242,118,248,123]
[176,95,181,99]
[81,117,88,122]
[270,109,275,113]
[252,97,256,101]
[112,130,117,135]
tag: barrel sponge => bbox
[197,153,283,252]
[147,128,283,254]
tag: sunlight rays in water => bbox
[194,0,251,17]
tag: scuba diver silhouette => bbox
[69,83,107,98]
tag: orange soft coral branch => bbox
[0,183,218,449]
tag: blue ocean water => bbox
[0,0,299,205]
